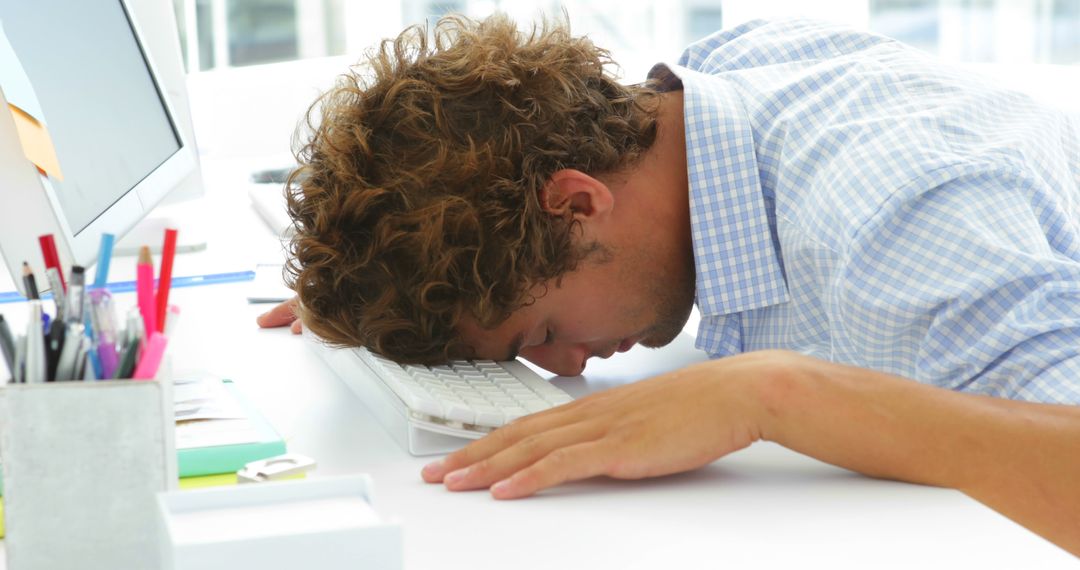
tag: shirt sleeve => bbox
[835,165,1080,404]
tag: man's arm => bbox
[421,350,1080,557]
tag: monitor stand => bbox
[113,214,208,256]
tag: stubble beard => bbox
[640,247,696,349]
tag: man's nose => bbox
[519,342,591,377]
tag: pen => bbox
[136,246,156,337]
[91,288,118,379]
[22,261,39,300]
[93,233,115,289]
[132,331,167,380]
[0,314,15,376]
[0,339,10,384]
[156,228,177,333]
[54,322,83,381]
[84,295,103,379]
[163,304,181,338]
[74,335,93,380]
[45,311,65,381]
[127,307,144,349]
[13,333,25,383]
[111,308,144,379]
[45,267,66,322]
[24,300,46,383]
[113,341,139,379]
[84,336,103,380]
[66,265,86,324]
[44,265,67,380]
[38,234,66,293]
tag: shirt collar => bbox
[651,63,789,320]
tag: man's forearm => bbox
[755,353,1080,556]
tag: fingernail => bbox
[421,459,443,478]
[444,468,468,487]
[491,478,512,498]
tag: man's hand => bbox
[420,352,784,499]
[256,297,303,334]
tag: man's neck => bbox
[611,89,691,261]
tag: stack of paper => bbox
[175,377,286,478]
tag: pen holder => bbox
[0,360,177,570]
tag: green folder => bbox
[176,379,286,478]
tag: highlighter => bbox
[136,246,157,337]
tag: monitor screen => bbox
[0,0,181,234]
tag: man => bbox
[258,16,1080,554]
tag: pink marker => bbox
[136,246,157,337]
[133,332,168,380]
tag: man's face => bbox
[460,241,696,376]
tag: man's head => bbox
[286,14,694,373]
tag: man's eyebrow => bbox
[503,331,525,361]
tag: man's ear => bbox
[539,169,615,221]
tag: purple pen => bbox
[90,288,119,379]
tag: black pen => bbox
[113,339,139,379]
[46,315,65,381]
[0,314,15,378]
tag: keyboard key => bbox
[342,342,574,438]
[505,387,535,397]
[445,401,475,424]
[503,407,528,422]
[521,401,549,413]
[474,408,505,427]
[411,396,444,418]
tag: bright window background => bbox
[174,0,1080,75]
[174,0,1080,161]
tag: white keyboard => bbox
[305,329,574,455]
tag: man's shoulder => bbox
[679,18,898,73]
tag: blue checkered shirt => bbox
[662,19,1080,403]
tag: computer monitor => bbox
[0,0,200,295]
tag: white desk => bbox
[1,158,1076,568]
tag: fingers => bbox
[256,297,299,328]
[421,405,581,482]
[290,319,303,334]
[490,441,610,499]
[439,422,601,492]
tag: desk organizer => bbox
[157,474,402,570]
[0,364,176,570]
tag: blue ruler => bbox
[0,270,256,304]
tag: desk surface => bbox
[1,158,1076,568]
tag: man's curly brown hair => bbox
[285,13,659,363]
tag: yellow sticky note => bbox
[178,473,238,490]
[8,103,63,181]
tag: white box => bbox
[0,372,177,570]
[157,474,403,570]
